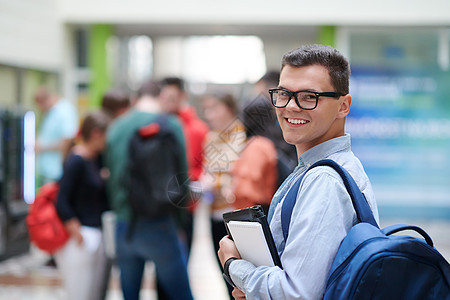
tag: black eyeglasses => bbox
[268,88,346,110]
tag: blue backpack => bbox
[281,159,450,299]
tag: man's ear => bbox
[337,94,352,118]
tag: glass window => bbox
[182,35,266,84]
[75,28,89,68]
[350,30,439,69]
[0,66,17,108]
[127,35,153,90]
[345,28,450,219]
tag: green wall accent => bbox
[88,24,113,108]
[318,25,336,47]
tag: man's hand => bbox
[218,235,241,268]
[218,236,246,299]
[232,288,246,299]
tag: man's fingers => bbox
[232,287,246,299]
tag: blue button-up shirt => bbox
[229,134,379,300]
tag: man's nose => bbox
[286,97,301,110]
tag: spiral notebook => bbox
[223,205,282,268]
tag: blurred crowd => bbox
[32,72,297,300]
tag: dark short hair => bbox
[241,97,276,138]
[257,71,280,88]
[160,77,185,92]
[137,80,161,98]
[281,44,350,95]
[101,89,130,116]
[80,110,111,141]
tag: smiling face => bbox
[276,64,352,156]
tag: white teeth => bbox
[287,118,308,125]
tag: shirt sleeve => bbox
[230,167,356,300]
[55,155,84,222]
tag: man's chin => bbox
[281,132,298,146]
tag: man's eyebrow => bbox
[278,86,321,93]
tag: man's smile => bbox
[286,118,310,125]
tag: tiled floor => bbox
[0,201,449,300]
[0,201,229,300]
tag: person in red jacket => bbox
[160,77,209,257]
[178,105,209,182]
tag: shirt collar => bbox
[297,134,351,170]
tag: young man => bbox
[218,44,379,300]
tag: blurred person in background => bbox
[105,80,193,300]
[99,88,131,299]
[200,92,246,299]
[244,71,297,187]
[229,102,279,214]
[54,110,111,300]
[101,88,131,119]
[160,77,209,258]
[34,86,79,186]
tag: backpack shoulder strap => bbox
[280,173,305,241]
[281,159,378,242]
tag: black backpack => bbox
[124,114,189,220]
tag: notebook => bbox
[223,205,282,268]
[227,221,276,266]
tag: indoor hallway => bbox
[0,200,229,300]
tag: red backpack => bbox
[26,182,70,254]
